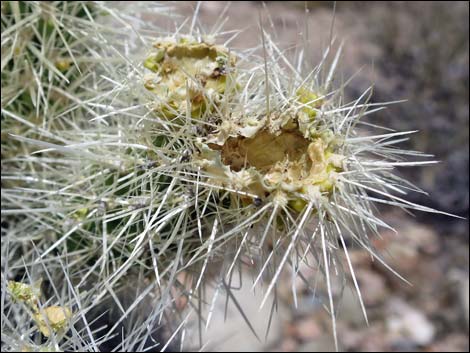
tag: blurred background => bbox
[173,1,469,351]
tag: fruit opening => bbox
[216,129,311,173]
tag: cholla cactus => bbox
[1,1,101,159]
[1,1,177,351]
[1,2,460,352]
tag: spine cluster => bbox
[1,2,455,352]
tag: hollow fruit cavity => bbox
[218,130,310,173]
[196,104,345,211]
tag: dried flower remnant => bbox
[7,281,72,338]
[33,306,72,337]
[7,280,42,308]
[144,36,238,119]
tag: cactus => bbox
[1,2,460,352]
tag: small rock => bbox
[386,299,435,346]
[338,287,369,327]
[348,249,372,267]
[355,269,388,306]
[278,338,298,352]
[425,333,469,352]
[403,223,440,255]
[373,231,420,274]
[293,317,322,341]
[296,337,336,352]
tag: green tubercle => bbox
[296,86,323,119]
